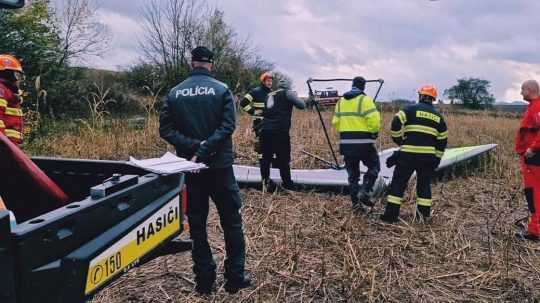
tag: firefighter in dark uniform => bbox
[332,76,381,211]
[259,79,305,190]
[240,72,273,162]
[159,46,250,294]
[381,85,448,223]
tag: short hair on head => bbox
[523,79,540,95]
[352,76,366,90]
[192,60,212,70]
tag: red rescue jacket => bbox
[0,79,23,145]
[516,97,540,154]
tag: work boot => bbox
[224,275,251,293]
[352,202,368,214]
[194,271,216,295]
[263,179,277,193]
[357,187,375,207]
[515,231,540,242]
[380,203,400,223]
[195,283,214,295]
[281,181,298,191]
[416,205,431,220]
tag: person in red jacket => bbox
[515,79,540,241]
[0,54,24,145]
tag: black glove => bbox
[370,132,379,140]
[195,141,216,163]
[386,151,400,168]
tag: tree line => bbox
[0,0,496,121]
[0,0,284,119]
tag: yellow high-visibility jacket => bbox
[333,91,380,139]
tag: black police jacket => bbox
[159,67,236,168]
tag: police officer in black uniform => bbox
[159,46,250,294]
[259,79,305,190]
[381,85,448,223]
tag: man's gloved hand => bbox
[386,151,400,168]
[370,132,379,140]
[195,140,213,163]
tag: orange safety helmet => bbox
[259,71,273,83]
[418,84,438,99]
[0,54,23,73]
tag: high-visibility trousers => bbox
[520,157,540,236]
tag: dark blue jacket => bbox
[260,82,305,133]
[159,67,236,168]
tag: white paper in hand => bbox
[128,152,206,175]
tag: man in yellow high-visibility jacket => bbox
[332,76,381,211]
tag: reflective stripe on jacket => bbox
[240,85,270,118]
[332,88,381,156]
[332,93,380,140]
[391,101,447,162]
[0,80,23,145]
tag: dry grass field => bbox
[27,109,540,302]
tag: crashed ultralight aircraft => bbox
[234,77,497,194]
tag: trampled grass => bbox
[27,108,539,302]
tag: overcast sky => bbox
[54,0,540,101]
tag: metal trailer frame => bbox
[304,78,385,170]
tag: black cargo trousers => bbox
[259,130,293,186]
[186,166,246,286]
[344,143,380,204]
[252,118,263,160]
[386,158,437,218]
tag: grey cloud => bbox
[50,0,540,100]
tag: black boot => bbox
[224,275,251,293]
[281,181,298,191]
[195,283,214,295]
[380,203,400,223]
[263,179,277,193]
[357,186,375,207]
[279,162,297,191]
[417,205,431,220]
[515,231,540,242]
[352,202,368,214]
[194,273,216,295]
